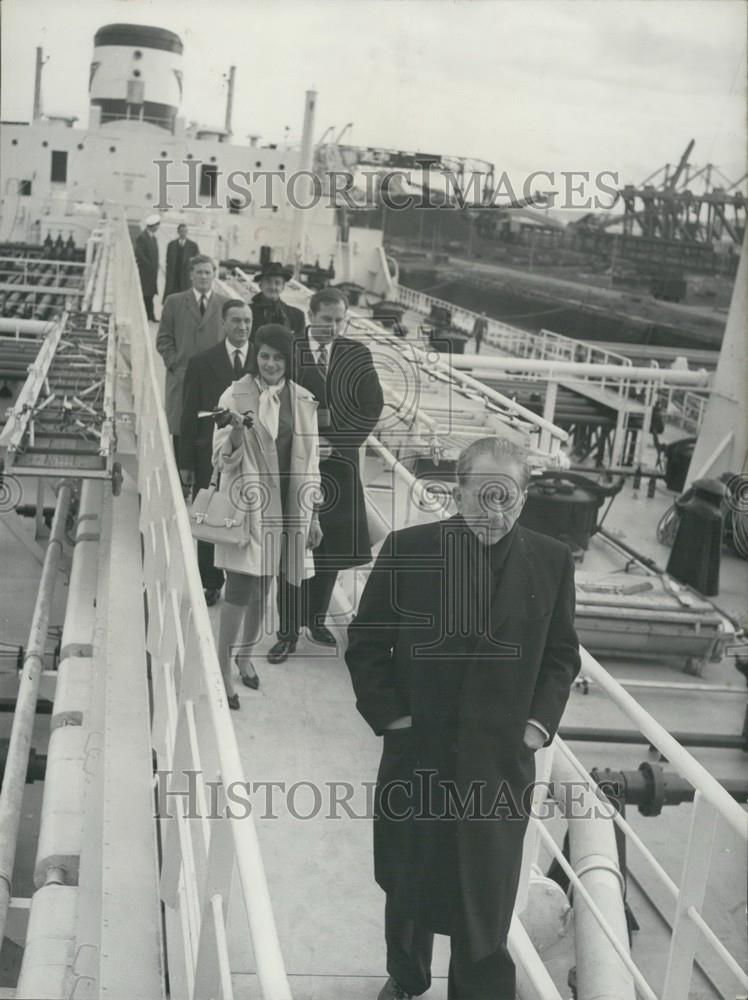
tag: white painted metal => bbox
[446,354,711,386]
[288,89,318,276]
[509,916,564,1000]
[0,485,72,942]
[0,312,67,450]
[552,752,635,1000]
[661,793,718,1000]
[686,230,748,486]
[112,215,292,999]
[396,283,634,373]
[579,650,747,839]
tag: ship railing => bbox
[665,388,709,434]
[539,650,748,1000]
[367,448,747,999]
[113,217,292,1000]
[0,255,86,287]
[394,284,634,394]
[225,266,569,462]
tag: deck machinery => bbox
[0,243,121,494]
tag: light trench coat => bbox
[211,377,321,585]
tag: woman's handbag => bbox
[188,469,251,547]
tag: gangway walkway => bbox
[1,218,743,1000]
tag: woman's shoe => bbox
[238,660,260,690]
[240,670,260,690]
[227,693,240,710]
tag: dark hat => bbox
[256,261,293,284]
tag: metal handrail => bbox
[113,216,292,999]
[395,284,634,372]
[551,739,748,993]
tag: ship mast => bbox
[32,46,45,122]
[224,65,236,138]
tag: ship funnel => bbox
[88,23,183,132]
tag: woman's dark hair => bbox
[248,324,295,378]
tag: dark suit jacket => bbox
[134,231,159,296]
[294,336,383,569]
[250,293,306,343]
[345,516,580,958]
[164,237,199,300]
[179,340,253,484]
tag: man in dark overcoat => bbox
[163,223,200,301]
[156,255,230,456]
[134,214,161,321]
[345,436,581,1000]
[267,287,383,660]
[179,299,253,604]
[249,261,306,343]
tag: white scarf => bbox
[255,377,286,441]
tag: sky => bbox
[2,0,746,204]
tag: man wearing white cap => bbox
[135,214,161,321]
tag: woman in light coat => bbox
[212,324,322,707]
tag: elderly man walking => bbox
[346,436,581,1000]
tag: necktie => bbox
[233,349,243,378]
[257,380,284,440]
[199,294,206,317]
[317,344,328,376]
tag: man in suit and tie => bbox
[250,261,306,344]
[156,255,230,456]
[345,436,581,1000]
[179,299,253,605]
[163,223,200,301]
[267,287,383,662]
[134,214,161,321]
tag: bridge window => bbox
[20,180,32,195]
[50,150,67,183]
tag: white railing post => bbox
[661,792,718,1000]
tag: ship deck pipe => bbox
[447,354,712,386]
[0,318,55,335]
[551,751,636,1000]
[0,483,72,943]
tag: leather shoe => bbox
[267,638,297,664]
[307,624,337,646]
[240,668,260,690]
[227,693,240,710]
[377,978,412,1000]
[204,588,221,607]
